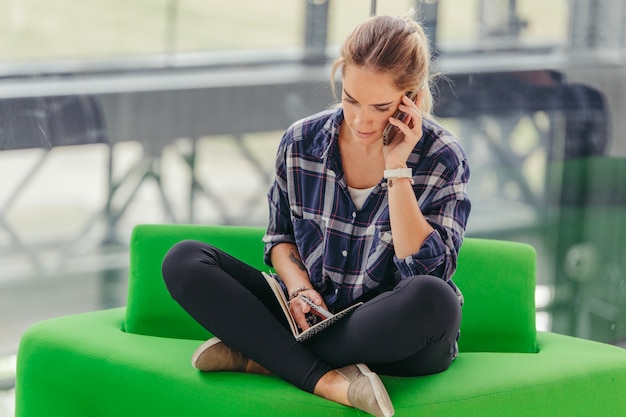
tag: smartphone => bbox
[382,90,418,146]
[300,295,333,319]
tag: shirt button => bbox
[352,212,356,218]
[341,250,348,257]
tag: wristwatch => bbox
[383,167,412,179]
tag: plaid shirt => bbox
[264,108,471,310]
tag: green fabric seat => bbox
[15,224,626,416]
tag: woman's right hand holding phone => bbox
[382,89,425,169]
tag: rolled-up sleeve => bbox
[263,135,295,266]
[393,150,471,282]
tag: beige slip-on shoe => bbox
[191,337,248,372]
[336,363,395,417]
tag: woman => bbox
[162,12,470,417]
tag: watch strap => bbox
[383,167,412,179]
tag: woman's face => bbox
[341,64,404,145]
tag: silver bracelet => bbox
[387,177,415,187]
[289,286,312,300]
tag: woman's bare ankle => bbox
[245,359,271,375]
[313,370,351,407]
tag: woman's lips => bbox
[353,128,377,139]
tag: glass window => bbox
[175,0,303,52]
[0,0,304,62]
[328,0,418,46]
[1,0,169,61]
[437,0,569,51]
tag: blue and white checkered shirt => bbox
[263,108,471,310]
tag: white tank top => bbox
[347,185,376,210]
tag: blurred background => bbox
[1,0,625,414]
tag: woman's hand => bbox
[270,242,322,330]
[288,289,329,331]
[383,89,425,168]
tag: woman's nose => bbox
[354,109,373,127]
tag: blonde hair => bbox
[331,11,435,115]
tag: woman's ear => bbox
[415,87,425,106]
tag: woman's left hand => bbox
[383,89,424,167]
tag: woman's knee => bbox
[161,240,216,294]
[401,275,461,325]
[407,274,457,300]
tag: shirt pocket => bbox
[292,217,327,261]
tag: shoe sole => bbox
[356,363,395,417]
[191,337,223,369]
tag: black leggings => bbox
[162,239,461,393]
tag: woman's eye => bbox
[376,107,391,113]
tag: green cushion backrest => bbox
[453,238,537,353]
[125,224,537,353]
[125,224,267,340]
